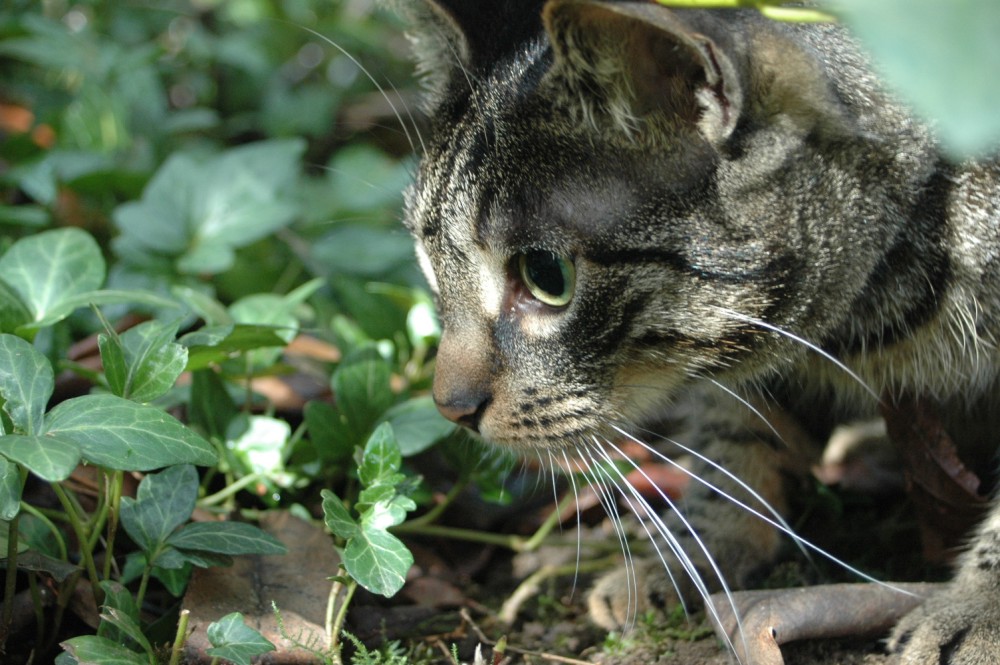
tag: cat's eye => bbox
[517,250,576,307]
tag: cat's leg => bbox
[888,500,1000,664]
[587,387,813,629]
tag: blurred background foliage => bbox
[0,0,423,343]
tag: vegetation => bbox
[0,2,517,663]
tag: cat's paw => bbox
[587,557,706,630]
[888,585,1000,664]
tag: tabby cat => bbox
[392,1,1000,662]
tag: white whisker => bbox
[715,306,881,402]
[610,424,916,596]
[293,24,424,155]
[592,436,747,659]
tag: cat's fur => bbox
[393,1,1000,662]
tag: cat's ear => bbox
[542,0,745,144]
[387,0,472,108]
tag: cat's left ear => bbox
[542,0,745,145]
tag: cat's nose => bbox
[434,391,490,433]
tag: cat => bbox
[391,0,1000,662]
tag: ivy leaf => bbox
[98,608,153,659]
[113,140,305,276]
[0,457,22,520]
[0,278,32,334]
[205,612,276,665]
[167,521,286,556]
[44,395,216,471]
[331,346,394,449]
[0,228,104,328]
[0,434,80,482]
[358,423,402,488]
[119,465,198,556]
[60,635,148,665]
[379,396,456,457]
[304,401,354,463]
[321,489,359,540]
[343,525,413,598]
[100,319,187,402]
[0,333,53,434]
[180,324,290,371]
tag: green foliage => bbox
[206,612,276,665]
[322,424,417,598]
[0,2,490,662]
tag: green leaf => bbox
[151,561,192,596]
[113,140,305,275]
[98,581,140,627]
[361,493,416,532]
[0,279,32,334]
[167,521,286,556]
[98,333,129,400]
[835,0,1000,156]
[379,396,456,457]
[313,224,415,279]
[188,369,239,440]
[0,457,22,520]
[359,423,402,488]
[0,333,53,434]
[343,525,413,598]
[320,489,358,540]
[226,415,290,476]
[36,290,180,329]
[304,401,354,463]
[0,434,80,482]
[171,287,232,327]
[98,608,153,659]
[181,324,291,371]
[331,346,394,448]
[45,395,216,471]
[205,612,276,665]
[119,465,198,555]
[104,319,188,402]
[60,635,148,665]
[0,228,105,327]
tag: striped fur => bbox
[396,1,1000,661]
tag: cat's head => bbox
[397,0,926,451]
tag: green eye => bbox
[518,250,576,307]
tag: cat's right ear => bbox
[386,0,472,109]
[542,0,745,145]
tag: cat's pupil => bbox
[518,251,575,307]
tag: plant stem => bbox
[392,522,528,550]
[198,472,265,507]
[102,470,124,580]
[136,562,153,610]
[327,577,356,663]
[19,501,68,560]
[51,483,104,606]
[395,490,576,552]
[0,510,20,650]
[403,478,470,529]
[168,609,190,665]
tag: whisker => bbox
[714,306,881,403]
[573,445,640,632]
[292,23,423,155]
[592,436,747,658]
[561,447,584,598]
[707,378,787,447]
[610,424,916,596]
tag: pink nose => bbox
[433,391,490,432]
